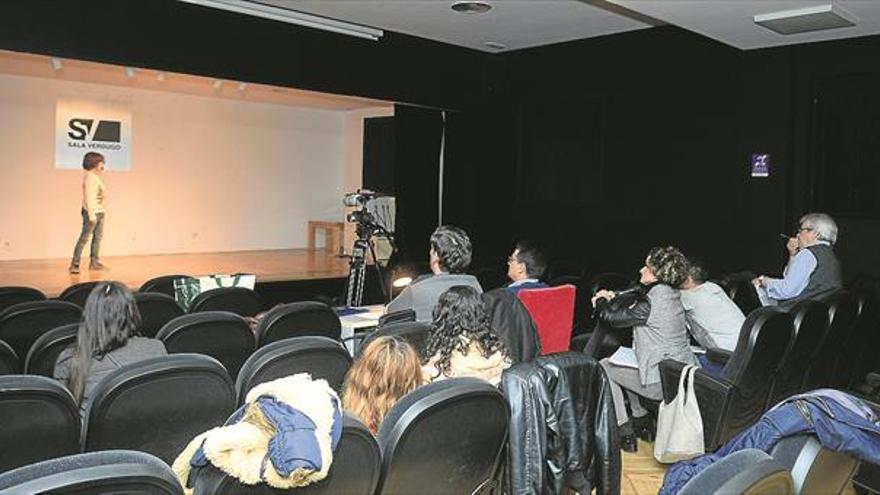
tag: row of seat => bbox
[0,372,508,495]
[659,290,874,451]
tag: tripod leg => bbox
[368,241,390,303]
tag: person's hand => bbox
[752,276,767,288]
[786,237,799,257]
[591,289,616,307]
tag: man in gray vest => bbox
[754,212,842,310]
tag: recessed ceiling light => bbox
[451,1,491,14]
[484,41,506,50]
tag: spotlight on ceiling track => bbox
[451,1,492,14]
[50,57,63,71]
[124,67,136,78]
[213,79,223,90]
[177,0,383,41]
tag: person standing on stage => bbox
[69,152,108,274]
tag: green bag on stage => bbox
[173,277,203,311]
[173,273,257,311]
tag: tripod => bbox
[344,226,391,307]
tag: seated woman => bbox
[342,336,423,435]
[54,281,167,413]
[592,246,698,452]
[422,285,511,386]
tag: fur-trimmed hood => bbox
[173,373,342,493]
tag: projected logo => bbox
[56,98,132,170]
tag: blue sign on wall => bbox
[751,153,770,178]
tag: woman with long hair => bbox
[422,285,510,386]
[54,281,166,411]
[342,336,422,434]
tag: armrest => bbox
[707,348,733,365]
[659,359,735,451]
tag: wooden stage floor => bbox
[0,249,350,297]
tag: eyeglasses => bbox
[796,226,814,234]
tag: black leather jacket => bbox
[501,353,620,495]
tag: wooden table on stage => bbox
[307,221,344,255]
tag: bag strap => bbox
[683,365,698,406]
[677,364,693,397]
[210,274,241,288]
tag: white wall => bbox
[0,72,390,260]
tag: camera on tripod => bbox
[341,189,396,306]
[343,190,383,238]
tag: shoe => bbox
[633,415,656,443]
[68,264,80,275]
[89,261,107,271]
[620,433,638,453]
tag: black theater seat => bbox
[190,287,262,317]
[0,450,183,494]
[0,340,19,376]
[235,336,352,403]
[140,274,195,297]
[804,291,859,390]
[0,300,81,358]
[255,301,341,347]
[191,413,380,495]
[156,311,255,379]
[59,281,102,308]
[0,375,80,473]
[376,378,509,495]
[767,300,828,407]
[360,320,431,357]
[82,354,235,464]
[0,286,46,314]
[660,307,794,451]
[24,322,78,377]
[135,292,184,338]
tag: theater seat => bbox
[376,378,508,495]
[517,285,576,354]
[255,301,341,347]
[0,450,183,494]
[190,413,380,495]
[156,311,255,379]
[0,340,19,375]
[0,375,80,473]
[360,321,431,357]
[377,309,416,326]
[135,292,184,338]
[727,278,762,316]
[0,300,81,358]
[235,336,352,403]
[59,281,102,308]
[836,291,878,389]
[140,274,195,297]
[767,300,828,407]
[190,287,262,317]
[770,435,859,495]
[679,449,793,495]
[660,307,794,451]
[804,291,859,390]
[83,354,235,464]
[24,323,78,377]
[0,286,46,314]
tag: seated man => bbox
[505,240,549,295]
[754,213,842,310]
[680,258,745,376]
[386,225,482,322]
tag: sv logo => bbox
[67,119,122,143]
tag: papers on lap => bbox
[609,346,639,369]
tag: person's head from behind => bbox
[640,246,689,288]
[82,152,105,174]
[68,281,141,404]
[425,286,506,376]
[681,256,709,289]
[507,240,547,283]
[797,213,838,248]
[429,225,472,274]
[342,336,422,434]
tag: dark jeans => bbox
[71,209,104,266]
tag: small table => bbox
[338,304,385,355]
[307,221,345,254]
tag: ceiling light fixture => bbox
[484,41,506,50]
[50,57,63,71]
[124,67,136,78]
[177,0,383,41]
[754,4,856,35]
[451,1,492,14]
[213,79,223,90]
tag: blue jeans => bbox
[71,209,104,266]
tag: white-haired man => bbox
[754,212,842,309]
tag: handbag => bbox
[173,273,257,310]
[654,364,705,463]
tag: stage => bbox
[0,249,351,298]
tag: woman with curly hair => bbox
[422,285,511,386]
[591,246,698,452]
[342,336,423,435]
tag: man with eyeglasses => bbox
[753,212,842,309]
[506,240,549,295]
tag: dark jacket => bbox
[483,288,541,363]
[501,352,619,495]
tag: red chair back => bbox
[516,285,576,354]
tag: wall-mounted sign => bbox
[750,153,770,178]
[55,97,132,170]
